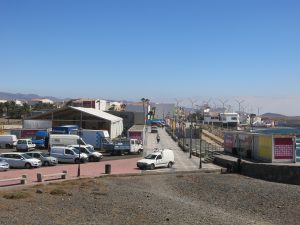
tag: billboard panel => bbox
[257,135,273,161]
[274,138,293,160]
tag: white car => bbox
[68,145,103,162]
[16,139,36,152]
[137,149,175,170]
[0,159,9,171]
[50,146,88,163]
[0,153,42,169]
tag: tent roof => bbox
[70,107,123,123]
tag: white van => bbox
[49,134,94,150]
[0,135,17,148]
[137,149,175,170]
[16,139,36,152]
[50,146,88,163]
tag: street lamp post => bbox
[199,125,202,169]
[189,124,193,158]
[77,128,82,177]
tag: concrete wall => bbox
[214,155,300,185]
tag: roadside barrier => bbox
[37,170,68,182]
[0,174,27,185]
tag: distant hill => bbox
[0,92,62,102]
[261,113,287,119]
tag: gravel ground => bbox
[1,172,300,225]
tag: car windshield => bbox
[86,146,94,152]
[72,148,81,154]
[21,154,32,159]
[145,154,157,159]
[41,153,50,157]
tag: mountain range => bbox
[0,92,62,102]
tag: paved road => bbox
[143,127,220,172]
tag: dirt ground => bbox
[1,172,300,225]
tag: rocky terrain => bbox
[1,172,300,225]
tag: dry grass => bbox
[49,188,68,196]
[2,191,32,200]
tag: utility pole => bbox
[199,125,202,168]
[189,124,193,158]
[235,99,244,123]
[218,99,228,113]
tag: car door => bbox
[14,154,26,168]
[64,149,75,163]
[156,154,164,167]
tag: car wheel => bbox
[168,162,173,168]
[25,163,32,169]
[5,144,11,148]
[89,156,95,162]
[75,158,80,164]
[150,164,155,170]
[44,161,49,166]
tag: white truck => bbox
[70,129,114,150]
[111,138,143,155]
[137,149,175,170]
[0,135,18,148]
[49,134,94,150]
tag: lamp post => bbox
[141,98,149,125]
[199,125,202,169]
[77,128,82,177]
[189,123,193,158]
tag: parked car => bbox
[0,153,42,169]
[26,151,58,166]
[0,135,17,148]
[151,126,158,133]
[16,139,36,152]
[68,145,103,162]
[50,146,88,163]
[0,159,9,171]
[137,149,175,170]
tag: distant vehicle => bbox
[0,152,42,169]
[50,146,88,163]
[69,145,103,162]
[137,149,175,170]
[112,138,143,155]
[32,130,49,149]
[0,159,9,171]
[51,125,79,134]
[49,134,94,150]
[16,139,36,152]
[26,151,58,166]
[151,126,158,133]
[10,129,49,149]
[0,135,17,148]
[70,129,114,150]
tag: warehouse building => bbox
[25,106,123,139]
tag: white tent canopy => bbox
[71,107,123,139]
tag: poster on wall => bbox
[274,138,294,160]
[224,133,235,153]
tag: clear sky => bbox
[0,0,300,115]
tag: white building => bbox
[220,112,240,126]
[30,98,54,105]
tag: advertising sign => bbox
[224,132,236,153]
[274,138,293,160]
[128,131,142,140]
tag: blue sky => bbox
[1,0,300,115]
